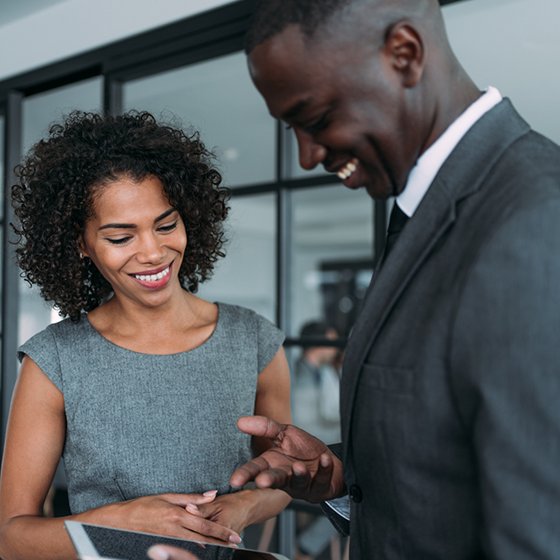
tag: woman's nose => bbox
[137,233,165,263]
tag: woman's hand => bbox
[184,488,291,537]
[95,492,242,545]
[183,491,253,536]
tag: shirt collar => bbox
[397,86,503,217]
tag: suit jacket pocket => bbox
[361,363,415,395]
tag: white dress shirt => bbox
[397,86,502,217]
[325,86,503,521]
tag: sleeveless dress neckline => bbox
[17,302,285,514]
[82,302,222,357]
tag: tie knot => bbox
[383,203,410,260]
[387,203,409,235]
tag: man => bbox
[230,0,560,559]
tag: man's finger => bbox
[254,466,292,490]
[230,455,272,487]
[307,453,334,502]
[236,415,284,439]
[287,462,312,496]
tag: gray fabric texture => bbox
[18,302,284,515]
[336,100,560,559]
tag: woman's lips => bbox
[130,262,173,290]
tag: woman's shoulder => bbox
[216,303,285,369]
[217,302,278,332]
[18,314,91,360]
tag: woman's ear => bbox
[78,235,88,260]
[384,21,425,88]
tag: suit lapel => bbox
[340,179,456,448]
[339,99,532,460]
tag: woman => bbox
[0,111,291,560]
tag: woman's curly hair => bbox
[12,110,230,322]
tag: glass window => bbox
[291,184,374,339]
[196,193,277,323]
[22,77,103,153]
[123,52,276,188]
[0,114,4,221]
[19,77,102,346]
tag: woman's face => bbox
[81,174,187,309]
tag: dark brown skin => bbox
[230,417,345,502]
[248,0,480,200]
[235,0,482,501]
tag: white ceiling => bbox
[0,0,68,27]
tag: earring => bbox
[80,252,83,259]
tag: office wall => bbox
[443,0,560,144]
[0,0,234,82]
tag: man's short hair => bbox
[244,0,353,54]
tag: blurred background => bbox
[1,0,559,558]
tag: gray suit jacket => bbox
[327,100,560,559]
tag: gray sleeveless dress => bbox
[18,302,284,515]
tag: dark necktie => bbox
[384,202,409,258]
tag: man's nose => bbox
[294,129,328,170]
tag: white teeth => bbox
[337,157,359,180]
[134,266,170,282]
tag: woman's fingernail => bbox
[186,503,199,511]
[147,546,170,560]
[203,490,218,497]
[229,534,242,544]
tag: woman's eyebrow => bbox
[154,208,177,223]
[98,208,177,231]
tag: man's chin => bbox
[363,182,394,201]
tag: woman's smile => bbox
[81,174,188,308]
[129,261,174,290]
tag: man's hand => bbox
[230,416,345,503]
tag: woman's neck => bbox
[86,290,219,355]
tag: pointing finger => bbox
[236,416,284,439]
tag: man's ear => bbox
[384,21,425,88]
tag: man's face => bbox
[248,25,422,200]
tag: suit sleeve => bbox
[320,443,350,536]
[450,199,560,560]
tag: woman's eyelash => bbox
[107,237,131,245]
[159,221,178,232]
[105,221,177,244]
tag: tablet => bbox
[65,521,289,560]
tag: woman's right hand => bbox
[97,492,242,545]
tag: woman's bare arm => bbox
[0,357,241,560]
[190,347,293,533]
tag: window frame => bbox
[0,0,465,444]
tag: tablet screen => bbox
[67,522,287,560]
